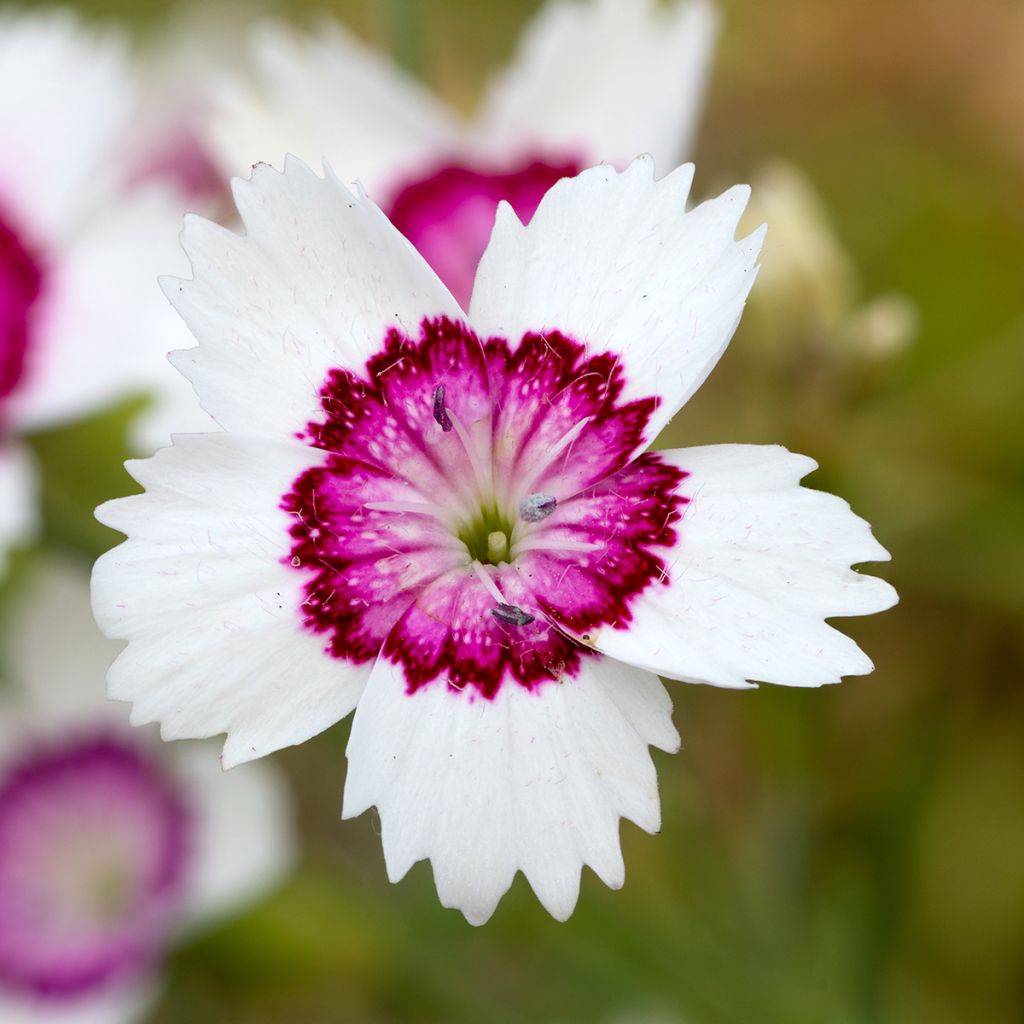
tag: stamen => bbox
[519,493,557,522]
[432,384,452,432]
[447,407,494,497]
[517,416,592,495]
[364,500,449,518]
[470,562,536,627]
[512,537,601,555]
[491,603,536,627]
[471,560,506,603]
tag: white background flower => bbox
[208,0,718,195]
[202,0,718,307]
[0,9,214,584]
[0,560,295,1023]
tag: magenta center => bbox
[127,120,231,210]
[0,732,190,999]
[283,317,686,700]
[385,155,582,309]
[0,204,44,413]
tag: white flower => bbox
[120,8,245,210]
[92,156,896,925]
[204,0,719,306]
[0,561,294,1023]
[0,9,212,582]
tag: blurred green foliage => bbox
[11,0,1024,1021]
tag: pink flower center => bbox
[0,204,44,417]
[283,317,687,700]
[385,155,583,309]
[127,120,230,209]
[0,732,190,999]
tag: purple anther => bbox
[432,384,452,432]
[491,603,535,627]
[519,493,557,522]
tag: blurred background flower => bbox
[739,160,916,365]
[0,8,209,578]
[0,0,1021,1021]
[203,0,716,304]
[0,561,294,1022]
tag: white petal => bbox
[469,158,764,449]
[7,186,196,432]
[575,444,897,688]
[92,432,370,767]
[205,20,461,199]
[0,986,155,1024]
[0,443,36,581]
[164,157,461,441]
[474,0,718,170]
[172,740,295,929]
[343,653,678,925]
[0,9,131,240]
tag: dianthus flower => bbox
[93,157,895,924]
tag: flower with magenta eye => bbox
[206,0,718,307]
[0,9,210,582]
[92,155,896,924]
[0,562,293,1023]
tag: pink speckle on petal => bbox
[282,317,686,699]
[386,154,583,308]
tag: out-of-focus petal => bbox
[6,188,194,433]
[206,20,461,199]
[0,9,131,240]
[0,984,155,1024]
[0,443,35,581]
[172,741,295,930]
[5,559,114,723]
[474,0,718,170]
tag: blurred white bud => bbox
[740,160,915,363]
[741,160,856,345]
[841,292,918,360]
